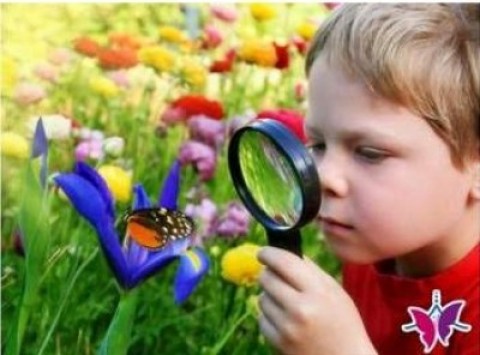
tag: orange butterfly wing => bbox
[127,220,165,249]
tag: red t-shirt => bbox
[343,244,480,355]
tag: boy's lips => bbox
[317,216,354,236]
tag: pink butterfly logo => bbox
[401,289,472,354]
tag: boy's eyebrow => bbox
[304,121,320,136]
[305,123,401,143]
[340,128,399,142]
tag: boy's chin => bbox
[325,240,382,265]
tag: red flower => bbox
[257,109,306,143]
[291,35,309,56]
[172,95,224,120]
[273,42,289,70]
[97,47,138,70]
[73,37,101,57]
[324,3,341,10]
[210,49,236,73]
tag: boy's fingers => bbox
[259,269,299,307]
[259,292,286,328]
[259,313,281,347]
[304,256,337,284]
[258,247,334,291]
[257,246,307,291]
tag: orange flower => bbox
[73,37,101,57]
[238,39,277,68]
[108,33,143,51]
[97,47,138,70]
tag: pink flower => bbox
[178,140,217,181]
[188,115,226,149]
[185,198,218,245]
[34,63,59,83]
[214,202,250,238]
[75,139,104,161]
[227,110,256,137]
[106,70,130,89]
[161,106,186,125]
[294,81,307,102]
[210,5,238,22]
[13,83,46,105]
[202,25,223,49]
[48,48,74,66]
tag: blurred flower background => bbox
[1,3,340,354]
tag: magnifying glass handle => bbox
[266,229,303,258]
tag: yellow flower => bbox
[1,56,18,95]
[181,60,207,88]
[250,4,277,22]
[139,45,176,73]
[89,76,119,98]
[221,243,263,286]
[296,22,317,41]
[158,26,188,44]
[97,165,132,203]
[0,132,29,159]
[238,40,277,68]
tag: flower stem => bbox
[98,287,140,355]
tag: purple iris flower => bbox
[214,202,251,238]
[54,160,209,304]
[188,115,226,149]
[178,140,217,181]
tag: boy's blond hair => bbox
[306,4,479,169]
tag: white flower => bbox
[103,136,125,157]
[27,114,72,140]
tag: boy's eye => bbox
[307,142,326,157]
[355,147,388,163]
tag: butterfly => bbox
[122,207,195,250]
[401,290,472,354]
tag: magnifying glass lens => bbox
[238,130,303,227]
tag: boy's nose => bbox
[316,154,348,198]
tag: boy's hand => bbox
[257,247,377,355]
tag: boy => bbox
[258,4,479,354]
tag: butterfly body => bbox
[124,207,194,249]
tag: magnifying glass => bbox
[228,118,321,257]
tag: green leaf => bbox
[6,161,51,355]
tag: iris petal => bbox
[133,184,151,209]
[31,118,48,188]
[174,247,209,304]
[55,172,131,287]
[74,161,115,220]
[158,160,180,210]
[54,173,108,229]
[31,118,48,158]
[126,184,152,267]
[95,222,131,288]
[127,248,178,289]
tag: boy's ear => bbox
[470,161,480,200]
